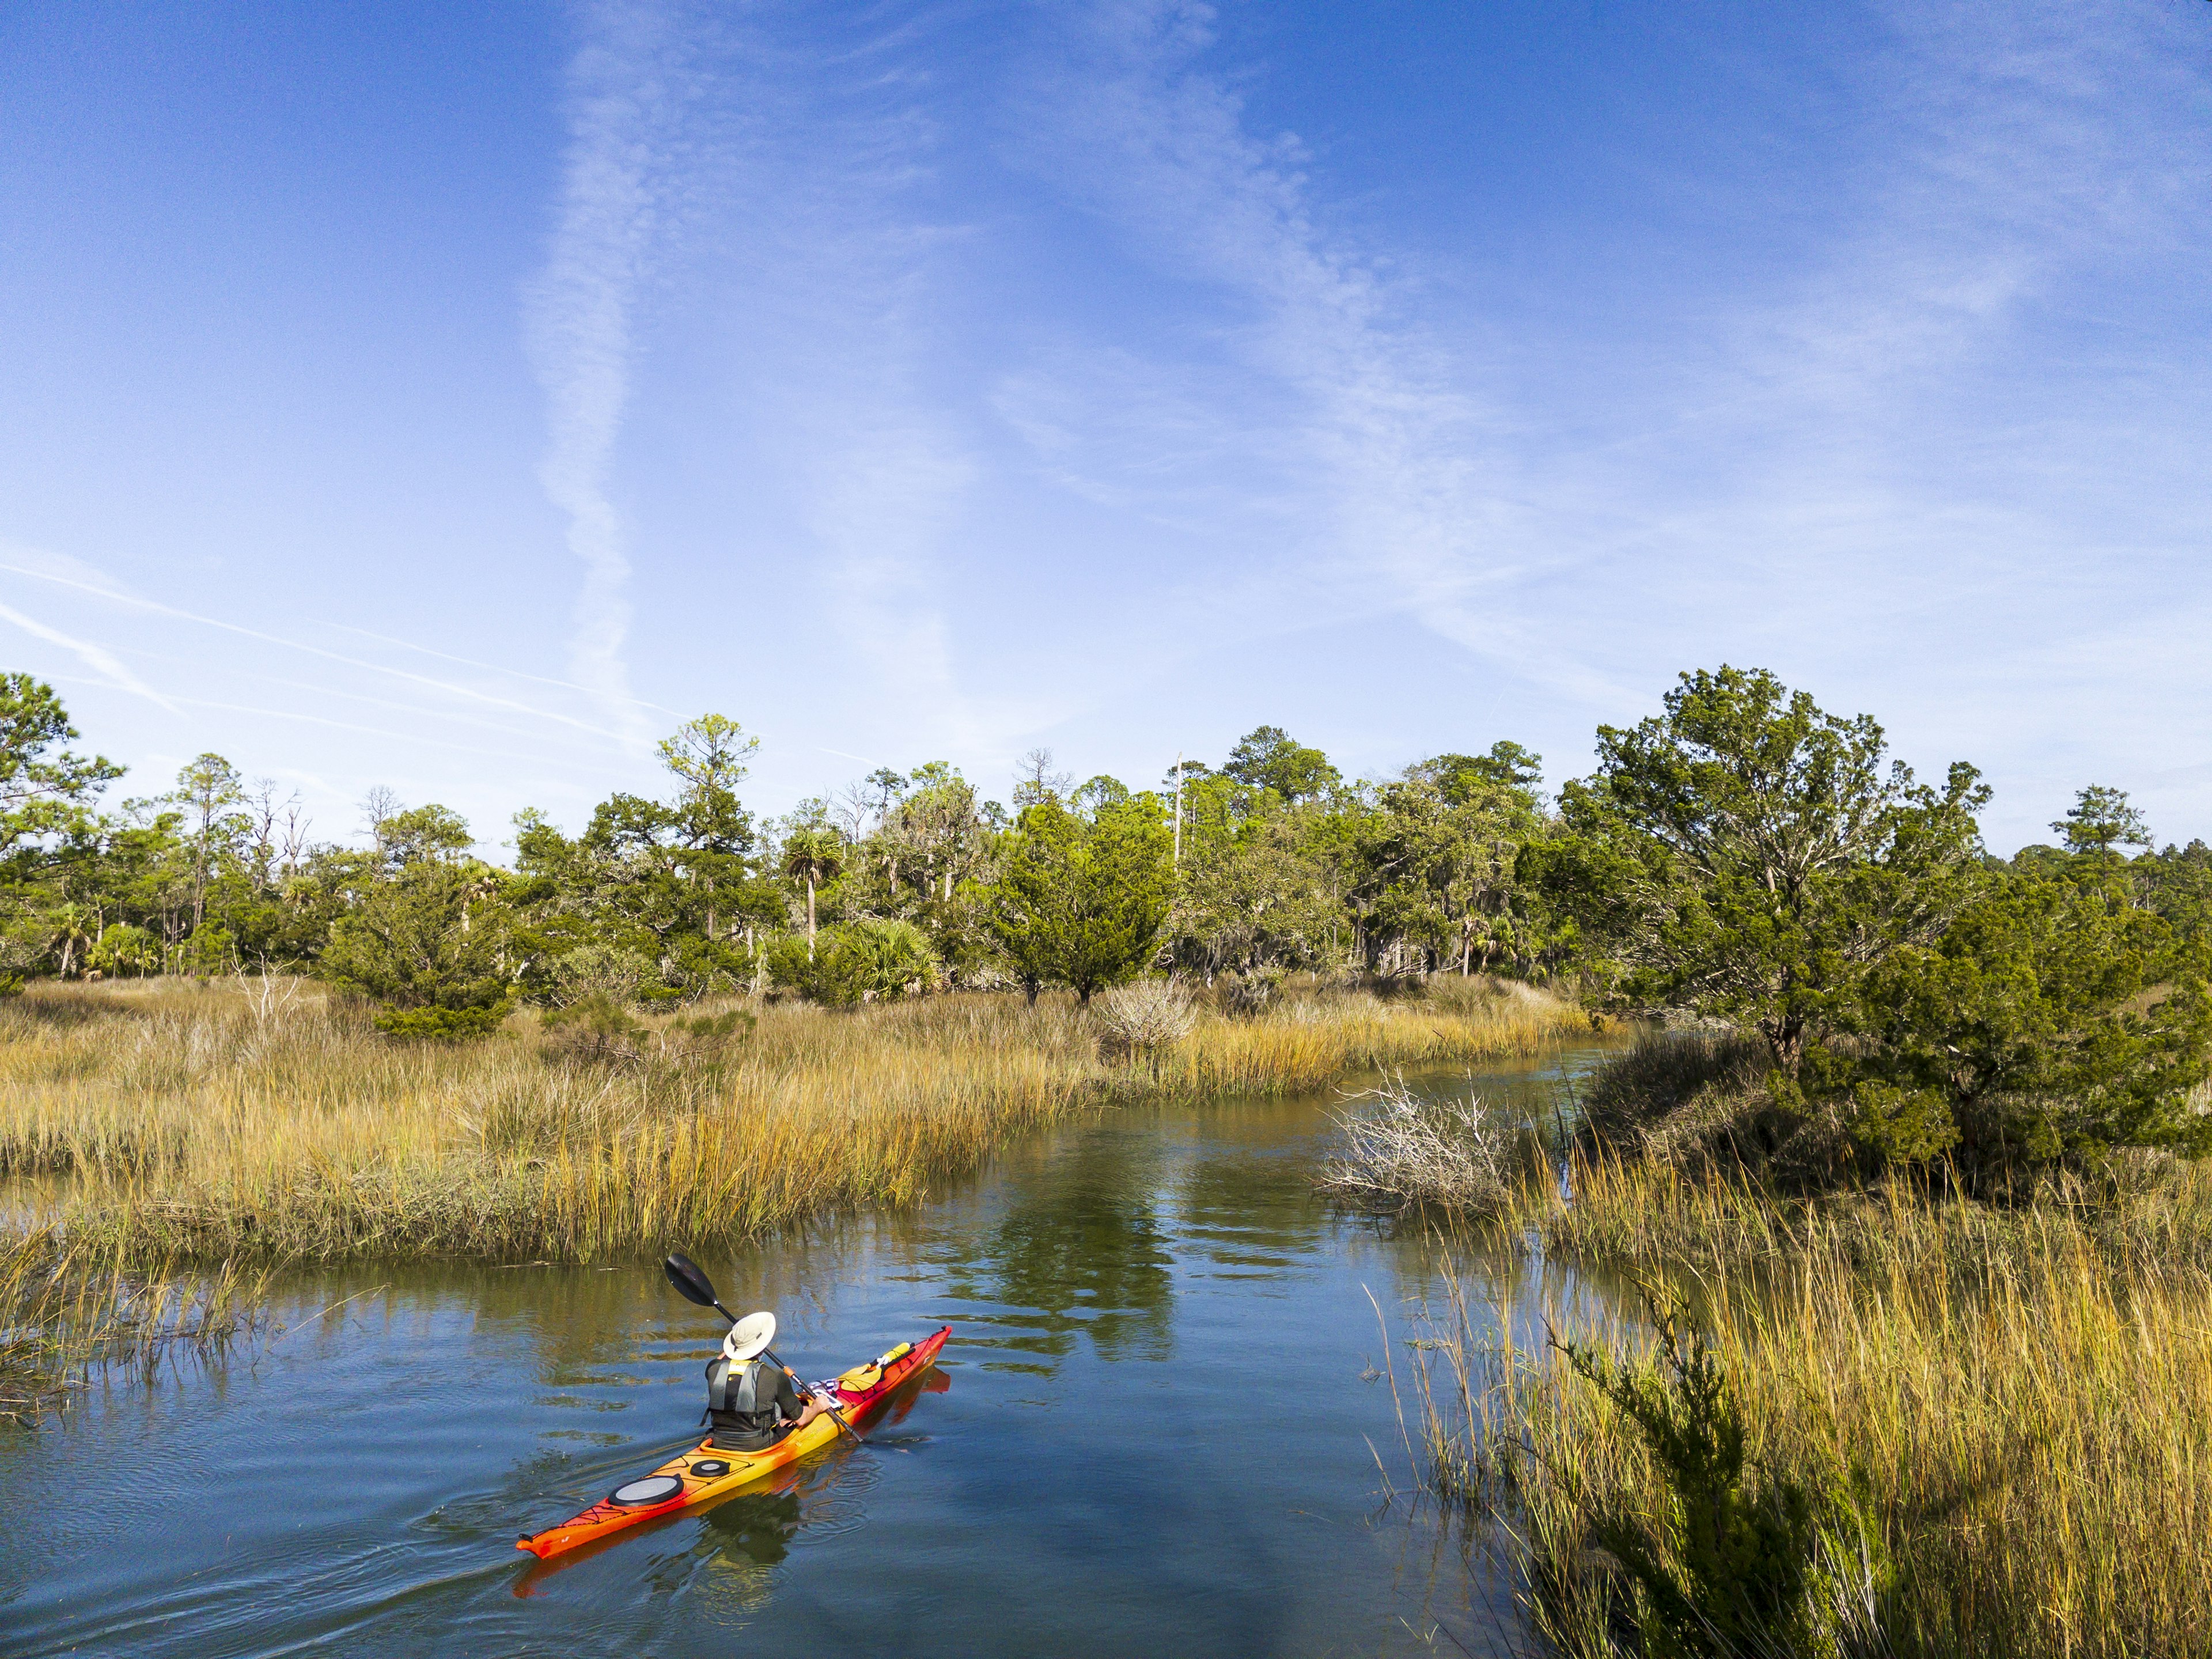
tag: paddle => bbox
[662,1253,863,1446]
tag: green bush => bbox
[322,860,515,1017]
[1839,1079,1959,1171]
[176,924,236,978]
[538,993,646,1063]
[769,921,939,1005]
[88,923,157,978]
[372,1003,510,1042]
[1855,866,2212,1175]
[1560,1297,1820,1657]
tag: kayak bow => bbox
[515,1325,949,1562]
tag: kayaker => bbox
[703,1311,828,1451]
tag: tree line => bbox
[2,664,2207,1179]
[0,676,1569,1021]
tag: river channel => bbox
[2,1045,1620,1657]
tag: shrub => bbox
[1579,1031,1859,1189]
[1853,867,2212,1176]
[536,997,753,1069]
[1094,980,1193,1068]
[546,944,660,1008]
[1317,1078,1514,1215]
[661,1007,755,1055]
[372,1004,510,1043]
[1217,966,1283,1017]
[88,923,157,979]
[1558,1297,1821,1658]
[176,924,236,978]
[538,993,647,1065]
[321,861,514,1014]
[769,921,940,1006]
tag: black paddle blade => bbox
[663,1253,721,1309]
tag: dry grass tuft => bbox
[1317,1077,1517,1216]
[1093,980,1195,1068]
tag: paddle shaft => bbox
[702,1300,863,1446]
[766,1345,864,1445]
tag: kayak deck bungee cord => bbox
[515,1326,949,1561]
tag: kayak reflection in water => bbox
[703,1310,830,1452]
[706,1488,803,1567]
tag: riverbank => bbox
[1352,1047,2212,1656]
[0,975,1587,1270]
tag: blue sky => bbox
[2,1,2207,854]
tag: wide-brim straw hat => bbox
[722,1311,776,1363]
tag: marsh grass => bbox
[0,1228,263,1424]
[0,974,1584,1265]
[1403,1156,2212,1657]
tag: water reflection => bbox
[1172,1134,1333,1281]
[706,1487,801,1563]
[941,1132,1176,1369]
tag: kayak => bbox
[516,1325,949,1562]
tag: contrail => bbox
[164,695,560,762]
[523,0,694,747]
[0,600,179,713]
[0,559,631,742]
[324,622,682,715]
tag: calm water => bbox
[2,1047,1617,1658]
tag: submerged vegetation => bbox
[0,1228,261,1425]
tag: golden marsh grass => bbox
[1,975,1586,1265]
[1406,1154,2212,1656]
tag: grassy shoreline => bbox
[1,975,1588,1267]
[1354,1039,2212,1656]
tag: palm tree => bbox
[781,830,846,957]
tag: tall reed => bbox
[0,975,1585,1264]
[1410,1165,2212,1657]
[0,1228,262,1423]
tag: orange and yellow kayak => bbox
[515,1325,949,1561]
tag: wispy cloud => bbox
[322,623,681,717]
[1009,0,2211,777]
[161,695,562,762]
[1010,2,1638,710]
[0,600,177,713]
[523,0,702,745]
[0,556,631,743]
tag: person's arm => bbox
[777,1368,827,1429]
